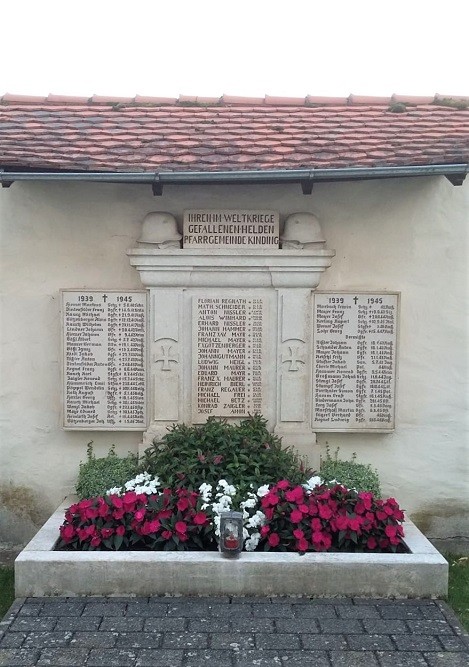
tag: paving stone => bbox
[39,603,85,617]
[54,616,101,632]
[210,633,255,650]
[337,604,381,619]
[216,604,254,617]
[232,597,272,604]
[293,604,338,618]
[229,618,275,633]
[0,632,26,648]
[136,649,183,666]
[346,633,395,651]
[184,649,235,666]
[376,652,429,666]
[114,632,162,649]
[17,606,41,617]
[379,605,425,620]
[301,633,348,650]
[363,618,408,634]
[87,648,138,666]
[99,617,144,632]
[318,618,363,634]
[438,635,469,652]
[250,603,295,618]
[392,634,444,651]
[188,617,230,633]
[278,651,330,666]
[162,632,208,649]
[23,632,73,648]
[424,653,469,666]
[234,650,282,666]
[69,631,117,648]
[420,605,449,620]
[10,618,57,633]
[143,617,186,632]
[0,648,39,665]
[82,602,126,617]
[255,633,301,650]
[406,619,457,635]
[166,602,212,617]
[37,647,91,665]
[127,603,168,617]
[275,618,319,633]
[329,651,379,666]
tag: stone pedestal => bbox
[128,248,335,467]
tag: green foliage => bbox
[141,415,309,497]
[75,442,139,499]
[320,447,381,497]
[446,554,469,631]
[0,566,15,618]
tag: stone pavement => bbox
[0,596,468,666]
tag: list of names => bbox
[193,296,266,420]
[312,293,398,431]
[62,291,147,430]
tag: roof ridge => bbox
[1,93,468,108]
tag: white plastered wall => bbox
[0,176,468,543]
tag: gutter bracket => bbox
[152,174,163,196]
[301,172,314,195]
[0,170,13,188]
[445,173,466,186]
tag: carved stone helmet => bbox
[281,212,325,246]
[138,212,182,244]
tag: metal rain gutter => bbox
[1,164,467,194]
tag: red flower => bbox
[60,524,76,542]
[175,521,187,535]
[367,536,377,550]
[277,480,290,490]
[134,509,146,522]
[268,533,280,547]
[162,530,172,539]
[318,504,333,520]
[285,486,304,503]
[348,517,362,532]
[260,525,270,537]
[90,536,101,548]
[293,529,304,539]
[311,517,322,532]
[297,537,309,551]
[177,497,189,512]
[101,528,114,539]
[193,512,208,525]
[290,509,303,523]
[335,515,348,531]
[385,524,398,538]
[213,455,223,465]
[115,525,125,536]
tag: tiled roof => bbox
[0,94,468,173]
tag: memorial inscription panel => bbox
[192,295,267,421]
[62,290,148,430]
[183,210,279,248]
[312,292,399,431]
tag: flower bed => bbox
[56,474,407,555]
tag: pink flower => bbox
[290,509,303,523]
[101,528,114,539]
[90,536,101,548]
[260,525,270,537]
[162,530,172,539]
[285,486,304,503]
[385,524,398,538]
[277,480,290,490]
[193,512,208,525]
[297,537,309,551]
[134,509,146,522]
[175,521,187,535]
[177,497,189,512]
[197,453,206,463]
[293,529,304,539]
[60,524,76,542]
[115,525,125,536]
[367,537,377,550]
[318,504,333,520]
[213,455,223,465]
[268,533,280,547]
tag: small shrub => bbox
[320,447,381,497]
[140,415,309,497]
[75,443,139,499]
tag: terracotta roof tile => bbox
[0,93,467,173]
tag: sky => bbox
[2,0,468,99]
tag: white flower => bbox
[106,486,122,496]
[257,484,270,497]
[245,532,261,551]
[303,475,323,492]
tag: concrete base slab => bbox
[15,498,448,598]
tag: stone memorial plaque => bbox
[183,210,279,248]
[312,292,399,431]
[192,295,267,420]
[62,290,148,430]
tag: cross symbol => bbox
[154,345,178,371]
[281,345,305,372]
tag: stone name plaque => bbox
[183,210,279,248]
[62,290,148,430]
[192,295,267,421]
[312,292,399,431]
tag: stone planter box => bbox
[15,498,448,598]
